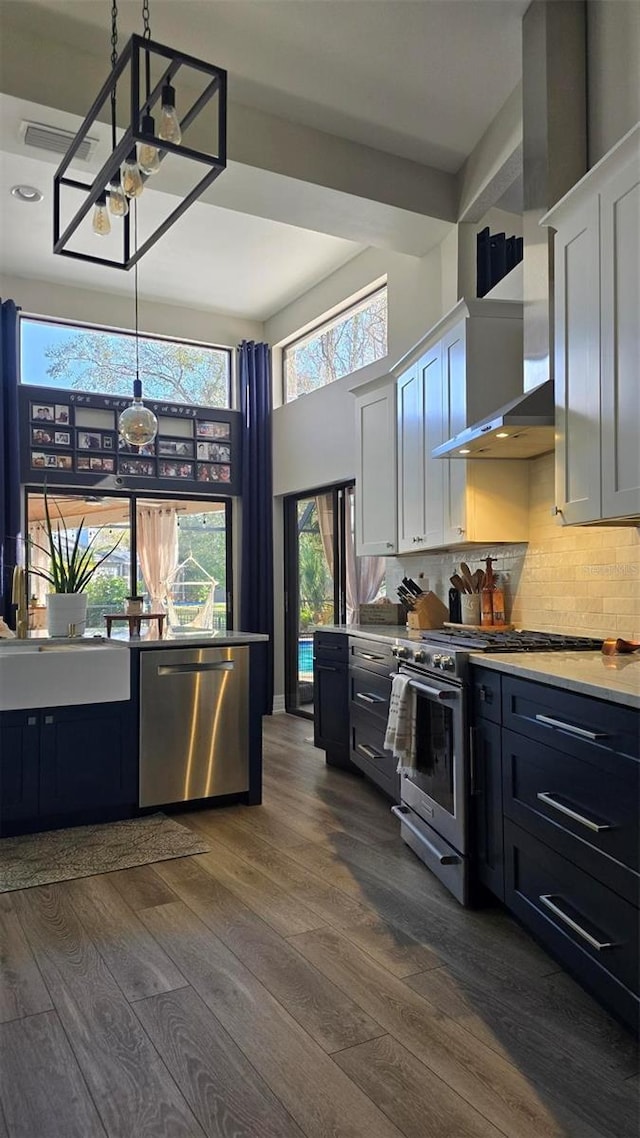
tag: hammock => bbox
[166,553,217,631]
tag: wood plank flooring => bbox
[1,713,638,1138]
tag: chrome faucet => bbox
[11,567,28,640]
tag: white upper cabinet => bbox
[544,125,640,525]
[393,299,529,553]
[353,376,398,556]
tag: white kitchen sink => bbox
[0,638,131,711]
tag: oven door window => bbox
[413,695,455,815]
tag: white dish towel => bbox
[384,672,417,774]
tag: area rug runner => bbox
[0,813,210,892]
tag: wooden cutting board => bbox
[443,621,515,632]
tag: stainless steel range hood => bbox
[433,0,586,462]
[432,379,554,458]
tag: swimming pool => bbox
[298,637,314,674]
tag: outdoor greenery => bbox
[285,287,387,401]
[32,321,230,407]
[297,506,332,632]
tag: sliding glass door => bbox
[284,482,385,717]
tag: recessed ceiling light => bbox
[459,448,471,454]
[496,431,510,438]
[11,184,43,203]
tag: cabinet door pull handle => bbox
[358,652,385,662]
[539,894,615,951]
[534,714,607,741]
[317,664,338,673]
[469,726,478,796]
[536,792,612,833]
[44,715,54,725]
[357,743,382,760]
[356,692,383,704]
[27,716,37,727]
[391,806,459,865]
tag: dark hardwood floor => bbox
[1,713,638,1138]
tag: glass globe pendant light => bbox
[119,205,158,447]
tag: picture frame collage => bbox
[28,400,234,488]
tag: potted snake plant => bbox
[28,491,122,637]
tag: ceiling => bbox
[0,1,528,321]
[4,0,528,171]
[0,145,364,319]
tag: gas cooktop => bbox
[421,630,603,652]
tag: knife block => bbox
[406,591,448,630]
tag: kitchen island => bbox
[0,631,268,837]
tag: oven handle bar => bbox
[407,679,458,701]
[391,805,460,865]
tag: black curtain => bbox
[239,340,274,714]
[0,300,21,621]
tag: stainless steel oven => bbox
[390,649,469,904]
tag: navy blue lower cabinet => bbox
[471,717,504,900]
[0,711,40,832]
[504,820,639,1034]
[313,633,352,769]
[39,701,137,820]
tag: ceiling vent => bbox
[19,121,98,161]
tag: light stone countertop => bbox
[20,631,269,651]
[317,626,640,709]
[472,651,640,710]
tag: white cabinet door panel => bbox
[600,159,640,520]
[397,366,426,551]
[421,346,445,548]
[355,385,397,555]
[555,197,601,525]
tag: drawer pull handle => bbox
[358,652,385,662]
[539,894,615,951]
[317,664,338,673]
[536,792,612,833]
[356,692,384,704]
[391,806,459,865]
[534,714,607,741]
[357,743,383,760]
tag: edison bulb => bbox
[118,382,158,446]
[92,192,111,236]
[138,113,160,176]
[108,178,129,216]
[121,150,144,198]
[158,82,182,145]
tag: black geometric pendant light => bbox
[53,0,227,271]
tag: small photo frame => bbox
[45,454,58,468]
[77,431,102,450]
[157,439,194,458]
[90,456,115,472]
[32,427,54,446]
[31,451,48,468]
[118,438,155,456]
[196,420,230,440]
[159,460,194,479]
[54,431,71,447]
[57,455,73,471]
[197,441,231,463]
[76,456,91,471]
[197,463,231,483]
[55,405,70,425]
[31,403,55,422]
[119,458,155,477]
[102,436,114,450]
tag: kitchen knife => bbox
[403,578,423,597]
[450,573,469,594]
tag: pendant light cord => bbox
[110,0,119,152]
[134,200,140,384]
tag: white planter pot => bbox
[46,593,88,638]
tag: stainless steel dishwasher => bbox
[139,646,250,807]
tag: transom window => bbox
[283,285,388,403]
[20,317,232,409]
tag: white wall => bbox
[0,274,263,348]
[587,0,640,166]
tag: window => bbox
[283,285,387,402]
[20,317,232,408]
[25,492,232,636]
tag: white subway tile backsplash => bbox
[386,453,639,640]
